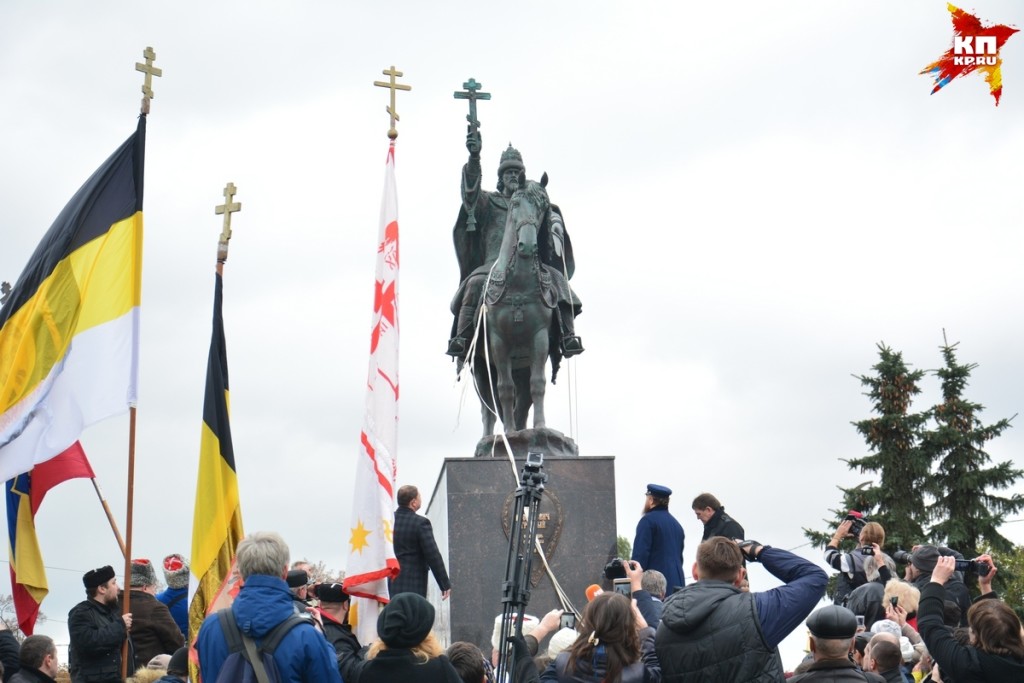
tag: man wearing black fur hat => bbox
[68,565,133,682]
[315,582,360,660]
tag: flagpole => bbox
[120,47,161,679]
[90,478,127,558]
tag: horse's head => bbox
[508,171,550,258]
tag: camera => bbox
[844,511,866,537]
[525,451,544,469]
[613,578,631,596]
[860,547,874,556]
[953,559,992,577]
[892,550,913,564]
[890,596,898,608]
[559,612,577,630]
[603,558,636,580]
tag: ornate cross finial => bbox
[0,281,11,306]
[453,78,491,135]
[215,183,241,263]
[373,65,412,140]
[135,47,162,112]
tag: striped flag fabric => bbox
[6,441,95,635]
[343,142,401,645]
[188,270,244,645]
[0,117,146,483]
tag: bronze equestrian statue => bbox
[448,128,583,435]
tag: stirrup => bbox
[562,336,584,357]
[446,337,468,357]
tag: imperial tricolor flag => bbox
[0,116,145,483]
[343,142,401,645]
[6,441,95,634]
[189,268,244,645]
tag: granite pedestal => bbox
[424,455,617,654]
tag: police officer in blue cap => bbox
[631,484,686,593]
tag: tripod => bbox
[495,451,548,683]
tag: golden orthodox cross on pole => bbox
[373,65,412,140]
[135,47,162,113]
[215,183,241,263]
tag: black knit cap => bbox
[377,592,435,648]
[83,565,116,589]
[167,646,189,675]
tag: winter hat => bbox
[900,636,916,663]
[167,647,189,675]
[163,554,190,589]
[377,593,435,648]
[911,545,940,573]
[870,619,902,637]
[83,565,115,589]
[146,654,171,670]
[131,558,158,588]
[547,627,579,658]
[490,613,539,649]
[317,582,348,603]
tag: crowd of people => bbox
[4,483,1021,682]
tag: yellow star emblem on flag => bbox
[349,519,372,554]
[383,518,393,543]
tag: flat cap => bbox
[806,605,858,639]
[646,484,672,497]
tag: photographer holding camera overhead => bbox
[824,512,894,606]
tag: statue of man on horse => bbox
[447,129,583,363]
[446,127,584,435]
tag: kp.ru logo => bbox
[920,3,1018,105]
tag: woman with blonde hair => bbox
[540,592,659,683]
[337,592,461,683]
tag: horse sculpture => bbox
[471,173,562,435]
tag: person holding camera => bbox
[903,546,972,627]
[539,592,659,683]
[824,517,892,606]
[623,560,666,629]
[917,554,1024,680]
[656,537,827,682]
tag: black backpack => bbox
[213,609,310,683]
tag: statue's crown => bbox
[497,144,525,176]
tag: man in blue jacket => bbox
[196,531,342,683]
[632,484,686,593]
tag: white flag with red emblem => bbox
[343,142,401,645]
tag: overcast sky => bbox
[2,0,1023,669]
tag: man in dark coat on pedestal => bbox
[390,485,451,600]
[692,492,745,542]
[631,484,686,593]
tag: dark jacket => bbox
[632,589,665,629]
[911,572,970,626]
[631,506,685,592]
[790,658,874,682]
[343,648,463,683]
[155,585,188,639]
[196,574,342,683]
[7,669,57,683]
[0,629,21,681]
[390,506,451,597]
[656,547,826,683]
[917,581,1024,682]
[320,610,361,659]
[119,589,184,671]
[541,626,659,683]
[67,598,131,683]
[701,507,744,542]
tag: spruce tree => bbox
[845,344,931,551]
[921,338,1023,555]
